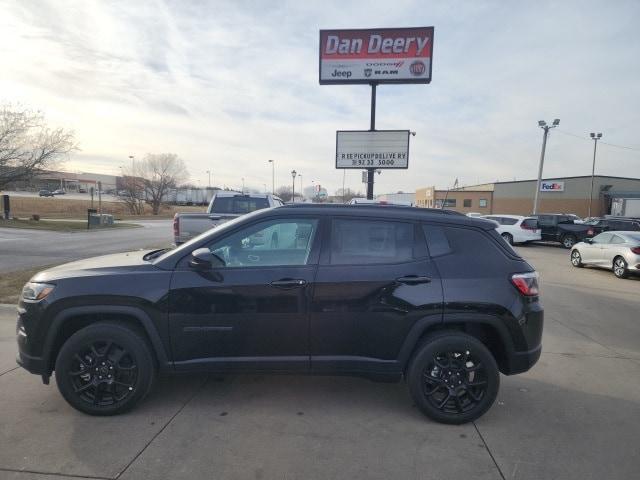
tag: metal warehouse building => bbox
[415,175,640,217]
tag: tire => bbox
[55,322,156,416]
[562,235,577,249]
[407,331,500,424]
[501,233,514,245]
[613,256,629,279]
[570,249,583,268]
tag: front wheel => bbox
[613,256,629,279]
[570,249,583,267]
[562,235,577,249]
[55,322,156,416]
[407,332,499,424]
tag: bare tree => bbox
[0,105,76,189]
[129,153,188,215]
[334,187,362,203]
[117,175,145,215]
[275,185,293,202]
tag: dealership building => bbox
[415,175,640,217]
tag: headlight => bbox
[22,282,55,301]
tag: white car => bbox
[570,231,640,278]
[481,215,542,245]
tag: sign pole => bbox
[367,82,377,200]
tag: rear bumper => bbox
[16,351,48,375]
[505,344,542,375]
[503,305,543,375]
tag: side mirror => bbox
[584,238,593,244]
[189,248,225,270]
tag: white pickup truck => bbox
[173,191,283,245]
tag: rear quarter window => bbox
[211,197,269,214]
[423,224,520,276]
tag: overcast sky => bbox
[1,0,639,194]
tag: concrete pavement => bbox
[0,220,173,273]
[0,245,639,479]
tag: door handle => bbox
[270,278,307,289]
[396,275,432,285]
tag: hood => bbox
[31,251,155,282]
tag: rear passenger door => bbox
[537,215,557,241]
[310,217,443,374]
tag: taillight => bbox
[631,246,640,254]
[511,272,539,296]
[173,216,179,237]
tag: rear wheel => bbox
[613,256,629,279]
[501,233,514,245]
[407,332,499,424]
[570,249,583,267]
[55,322,156,416]
[562,235,577,249]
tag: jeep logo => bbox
[331,69,352,78]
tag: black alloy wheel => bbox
[55,322,155,415]
[562,235,577,249]
[408,332,499,424]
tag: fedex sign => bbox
[540,181,565,192]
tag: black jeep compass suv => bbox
[16,205,543,424]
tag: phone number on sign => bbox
[351,159,396,166]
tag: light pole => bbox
[206,170,211,188]
[532,119,560,214]
[241,177,245,194]
[298,174,303,201]
[588,132,603,217]
[268,159,275,194]
[129,155,135,171]
[291,170,297,203]
[263,184,267,194]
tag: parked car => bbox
[17,204,543,423]
[465,212,483,218]
[38,189,54,197]
[570,231,640,278]
[480,215,541,245]
[529,213,596,248]
[173,192,284,244]
[52,189,66,195]
[584,217,640,234]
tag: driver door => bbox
[168,217,321,372]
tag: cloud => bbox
[0,0,638,194]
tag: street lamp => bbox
[588,132,603,217]
[298,174,303,201]
[291,170,297,203]
[532,118,560,214]
[268,159,275,194]
[129,155,135,171]
[206,170,211,188]
[241,177,245,194]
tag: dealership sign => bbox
[336,130,409,169]
[319,27,434,84]
[540,181,565,192]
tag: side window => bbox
[537,215,554,227]
[463,199,472,208]
[330,219,413,265]
[592,232,613,244]
[422,224,452,257]
[479,199,488,208]
[610,235,624,244]
[208,218,318,267]
[501,217,518,225]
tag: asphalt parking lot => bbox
[0,243,638,480]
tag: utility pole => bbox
[366,83,377,200]
[291,170,297,203]
[268,159,275,194]
[588,132,603,217]
[532,119,560,214]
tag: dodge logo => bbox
[364,68,372,77]
[409,61,426,76]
